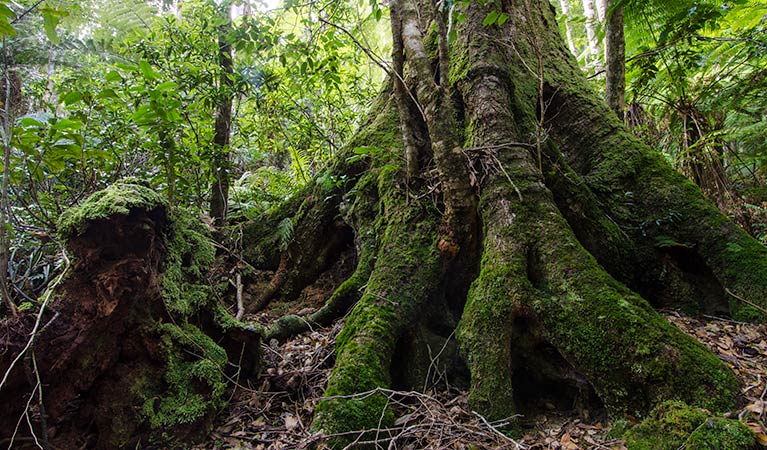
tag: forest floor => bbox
[196,309,767,449]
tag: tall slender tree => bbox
[210,1,234,224]
[604,0,625,118]
[581,0,601,68]
[558,0,577,55]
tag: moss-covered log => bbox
[0,181,260,449]
[232,0,765,447]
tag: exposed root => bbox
[200,308,767,450]
[264,245,374,343]
[314,179,446,440]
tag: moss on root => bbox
[314,164,445,442]
[624,401,756,450]
[533,208,739,415]
[686,418,757,450]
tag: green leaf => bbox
[97,88,119,99]
[51,119,84,131]
[139,61,158,81]
[0,3,14,19]
[62,92,83,105]
[497,13,509,26]
[0,3,15,37]
[156,81,179,91]
[41,7,66,45]
[106,70,122,83]
[115,62,138,72]
[483,11,499,27]
[19,117,44,128]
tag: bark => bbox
[558,0,577,55]
[604,0,625,119]
[0,43,20,318]
[209,4,234,225]
[595,0,606,22]
[237,0,760,445]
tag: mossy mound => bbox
[139,323,228,439]
[57,178,165,238]
[31,181,259,448]
[687,418,756,450]
[624,401,756,450]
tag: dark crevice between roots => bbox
[509,299,602,419]
[250,223,355,314]
[526,245,544,290]
[444,210,483,319]
[637,246,730,316]
[389,210,483,393]
[262,234,360,342]
[389,282,475,393]
[511,341,604,420]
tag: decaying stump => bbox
[0,180,260,449]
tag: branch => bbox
[0,248,69,393]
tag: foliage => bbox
[1,0,385,309]
[555,0,767,241]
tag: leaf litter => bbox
[197,310,767,449]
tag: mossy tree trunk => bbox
[242,0,767,442]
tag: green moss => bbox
[141,322,228,431]
[625,401,755,450]
[315,163,444,442]
[57,179,165,238]
[159,208,217,317]
[607,419,631,439]
[530,201,739,415]
[686,418,756,450]
[625,401,709,450]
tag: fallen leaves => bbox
[196,310,766,449]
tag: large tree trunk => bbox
[238,0,765,445]
[3,1,764,448]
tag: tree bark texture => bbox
[233,0,767,444]
[604,0,625,119]
[209,5,234,225]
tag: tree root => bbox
[314,176,445,441]
[264,242,375,342]
[535,47,767,321]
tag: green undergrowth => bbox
[624,401,756,450]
